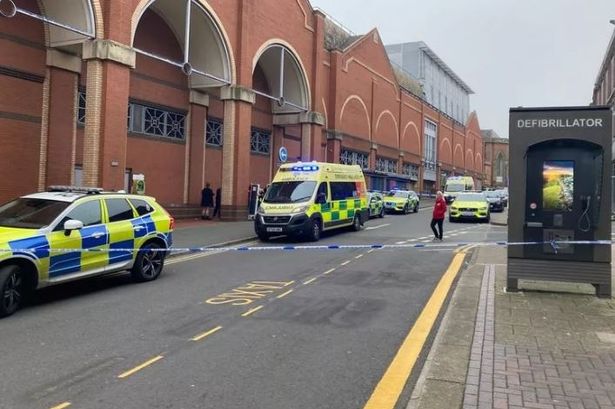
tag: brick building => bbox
[593,23,615,107]
[481,129,508,188]
[0,0,484,218]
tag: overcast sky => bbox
[310,0,614,137]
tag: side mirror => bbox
[64,219,83,236]
[316,192,327,204]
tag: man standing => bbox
[213,187,222,219]
[431,191,447,241]
[201,183,214,220]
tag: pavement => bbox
[408,242,615,409]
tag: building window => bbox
[206,118,223,146]
[250,127,271,154]
[376,157,397,173]
[402,163,419,180]
[424,120,437,171]
[77,90,86,125]
[127,102,186,140]
[340,149,369,169]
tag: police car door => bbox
[104,198,138,268]
[47,199,108,279]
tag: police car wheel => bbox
[413,203,419,213]
[379,208,385,218]
[132,243,165,282]
[0,265,23,317]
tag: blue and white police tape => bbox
[3,239,613,255]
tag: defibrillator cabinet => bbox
[508,106,612,297]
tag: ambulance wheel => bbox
[352,215,361,232]
[131,242,165,282]
[257,232,270,242]
[0,264,24,318]
[307,219,322,241]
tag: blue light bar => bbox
[291,165,319,172]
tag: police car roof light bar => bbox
[48,186,103,194]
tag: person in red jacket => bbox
[431,191,447,241]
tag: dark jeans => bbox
[430,218,443,239]
[213,204,221,218]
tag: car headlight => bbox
[480,206,487,211]
[292,205,308,214]
[257,206,264,214]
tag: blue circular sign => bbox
[278,147,288,163]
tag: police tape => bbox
[2,239,614,255]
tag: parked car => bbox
[383,190,419,214]
[0,186,174,317]
[484,191,504,212]
[495,189,509,207]
[449,192,490,223]
[367,192,385,218]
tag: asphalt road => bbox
[0,209,507,409]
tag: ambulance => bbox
[255,162,369,241]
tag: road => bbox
[0,209,507,409]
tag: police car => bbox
[0,186,174,317]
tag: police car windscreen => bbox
[0,199,70,229]
[456,193,485,202]
[264,181,317,204]
[386,191,408,198]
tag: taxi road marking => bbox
[323,268,336,275]
[363,251,467,409]
[49,403,71,409]
[365,224,390,231]
[303,277,317,285]
[355,254,364,259]
[117,355,164,379]
[340,260,351,266]
[205,280,294,306]
[242,305,264,317]
[191,325,223,342]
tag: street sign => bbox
[278,147,288,163]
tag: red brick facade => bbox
[0,0,484,217]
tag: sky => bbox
[310,0,614,138]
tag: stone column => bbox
[220,85,255,220]
[326,131,342,163]
[42,49,82,187]
[81,39,135,190]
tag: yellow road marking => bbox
[340,260,351,266]
[241,305,264,317]
[355,254,364,259]
[117,355,164,379]
[303,277,317,285]
[49,403,71,409]
[323,268,336,275]
[362,251,467,409]
[276,289,294,299]
[190,325,223,342]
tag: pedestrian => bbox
[431,191,447,241]
[213,187,222,219]
[201,183,214,220]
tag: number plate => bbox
[462,211,474,217]
[266,227,283,233]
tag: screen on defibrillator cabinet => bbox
[524,140,603,261]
